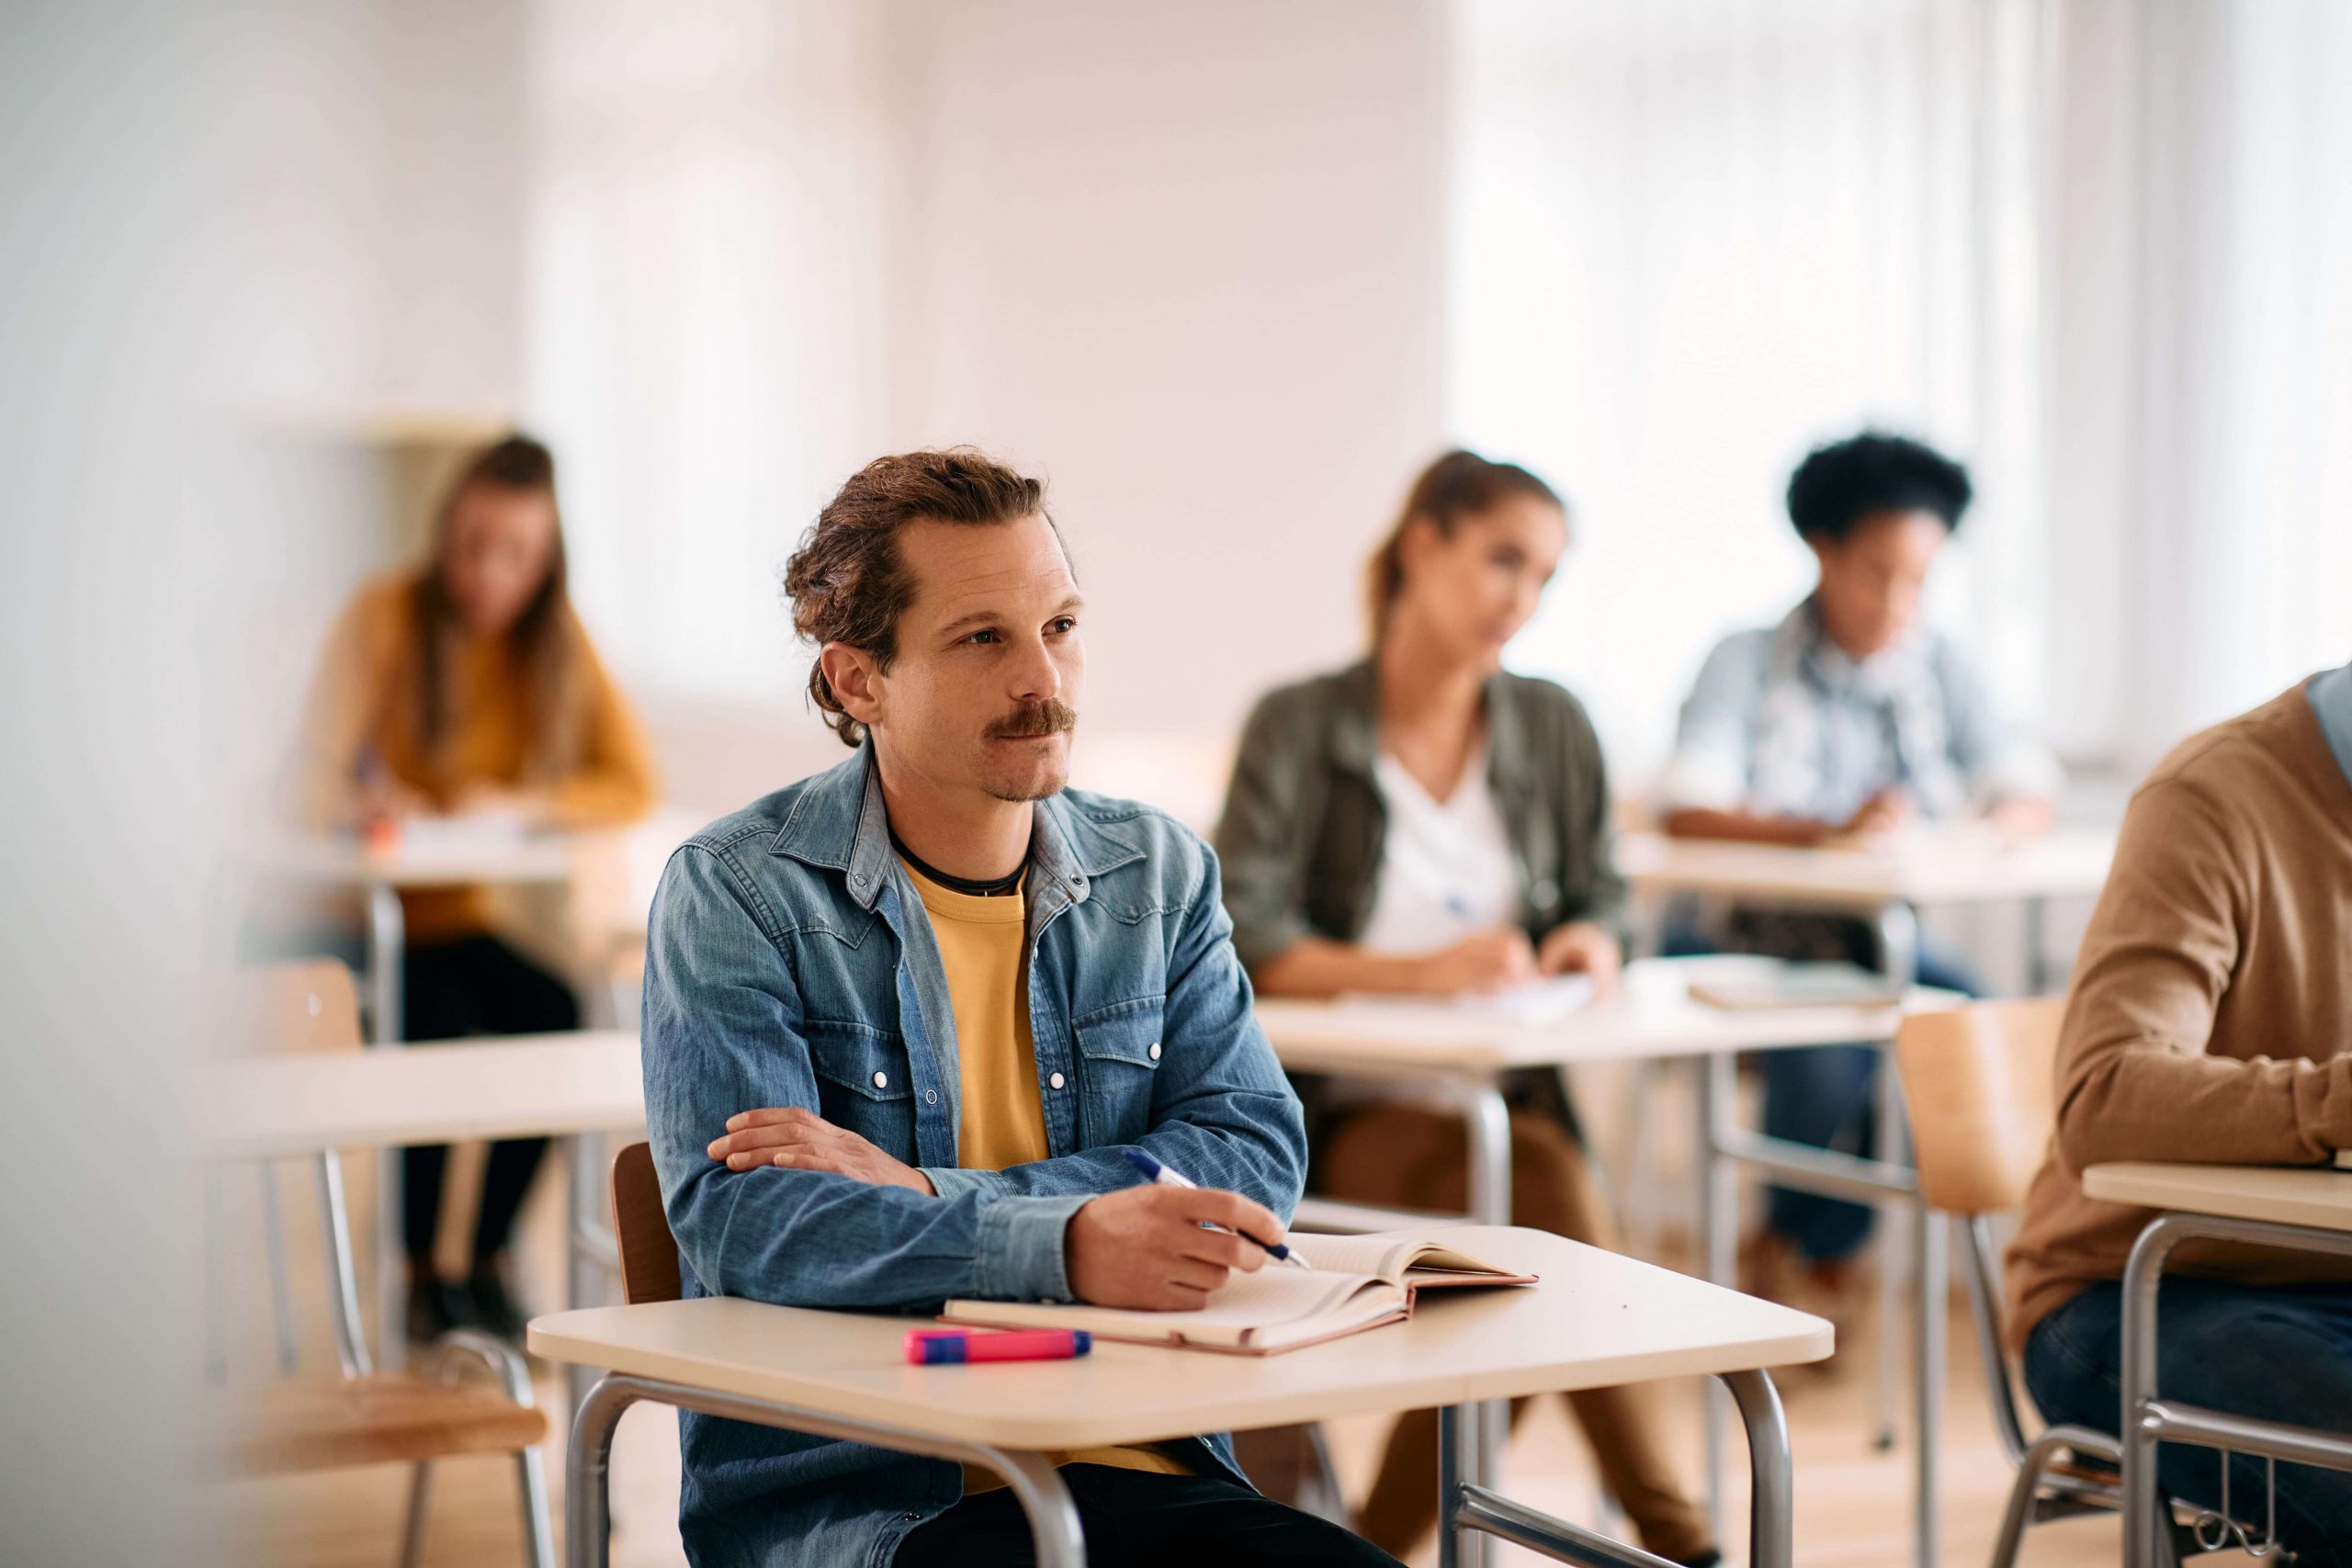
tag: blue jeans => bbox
[2025,1279,2352,1564]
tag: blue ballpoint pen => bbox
[1120,1147,1313,1269]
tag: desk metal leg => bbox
[1914,1204,1946,1568]
[567,1372,1089,1568]
[1698,1051,1737,1546]
[2119,1213,2174,1568]
[1464,1079,1511,1554]
[2119,1211,2352,1566]
[1441,1371,1792,1568]
[366,881,406,1373]
[1440,1400,1471,1568]
[1464,1082,1512,1228]
[1724,1370,1794,1568]
[563,1131,605,1433]
[1873,1054,1909,1454]
[1872,901,1919,1457]
[2023,896,2052,996]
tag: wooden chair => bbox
[207,962,556,1568]
[610,1139,681,1305]
[1896,1000,2220,1568]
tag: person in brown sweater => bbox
[2006,669,2352,1561]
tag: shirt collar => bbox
[1775,594,1928,698]
[2307,663,2352,792]
[768,739,1132,910]
[1331,656,1538,793]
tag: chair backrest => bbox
[209,961,372,1382]
[234,959,364,1055]
[1894,998,2067,1217]
[612,1141,682,1304]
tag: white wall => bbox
[515,0,1453,811]
[887,0,1449,738]
[2043,0,2352,771]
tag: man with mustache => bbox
[640,449,1391,1566]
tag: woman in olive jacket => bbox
[1215,451,1715,1568]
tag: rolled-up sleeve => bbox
[1657,634,1762,812]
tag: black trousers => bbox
[892,1465,1403,1568]
[401,934,579,1267]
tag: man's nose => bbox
[1008,634,1062,705]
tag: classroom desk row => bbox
[196,1026,1835,1568]
[196,993,2352,1568]
[201,958,1930,1565]
[227,819,2121,1568]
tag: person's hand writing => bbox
[1838,788,1913,840]
[1982,795,2054,840]
[1536,920,1622,997]
[1065,1184,1281,1310]
[353,773,431,825]
[1415,929,1540,996]
[706,1108,935,1194]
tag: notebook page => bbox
[1290,1234,1419,1280]
[1291,1234,1510,1281]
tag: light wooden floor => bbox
[204,1247,2233,1566]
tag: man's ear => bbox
[820,643,883,733]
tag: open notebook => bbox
[940,1232,1536,1355]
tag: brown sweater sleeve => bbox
[543,632,659,828]
[283,588,395,829]
[2052,776,2352,1168]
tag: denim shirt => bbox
[640,744,1307,1568]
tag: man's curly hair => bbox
[781,448,1051,746]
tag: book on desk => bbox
[941,1232,1534,1355]
[1687,961,1904,1011]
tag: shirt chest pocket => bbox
[1071,998,1166,1146]
[805,1021,917,1156]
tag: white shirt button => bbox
[1148,1043,1162,1061]
[872,1071,888,1089]
[1047,1072,1066,1090]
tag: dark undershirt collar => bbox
[890,831,1026,897]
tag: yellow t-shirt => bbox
[902,860,1191,1491]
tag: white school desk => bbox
[2081,1162,2352,1565]
[198,1031,644,1423]
[1616,825,2116,989]
[254,830,588,1370]
[530,1225,1833,1568]
[1618,825,2113,1558]
[1254,955,1960,1568]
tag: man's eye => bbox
[1046,617,1078,635]
[965,628,1000,645]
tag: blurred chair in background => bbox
[204,961,555,1568]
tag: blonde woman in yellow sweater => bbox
[291,434,656,1340]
